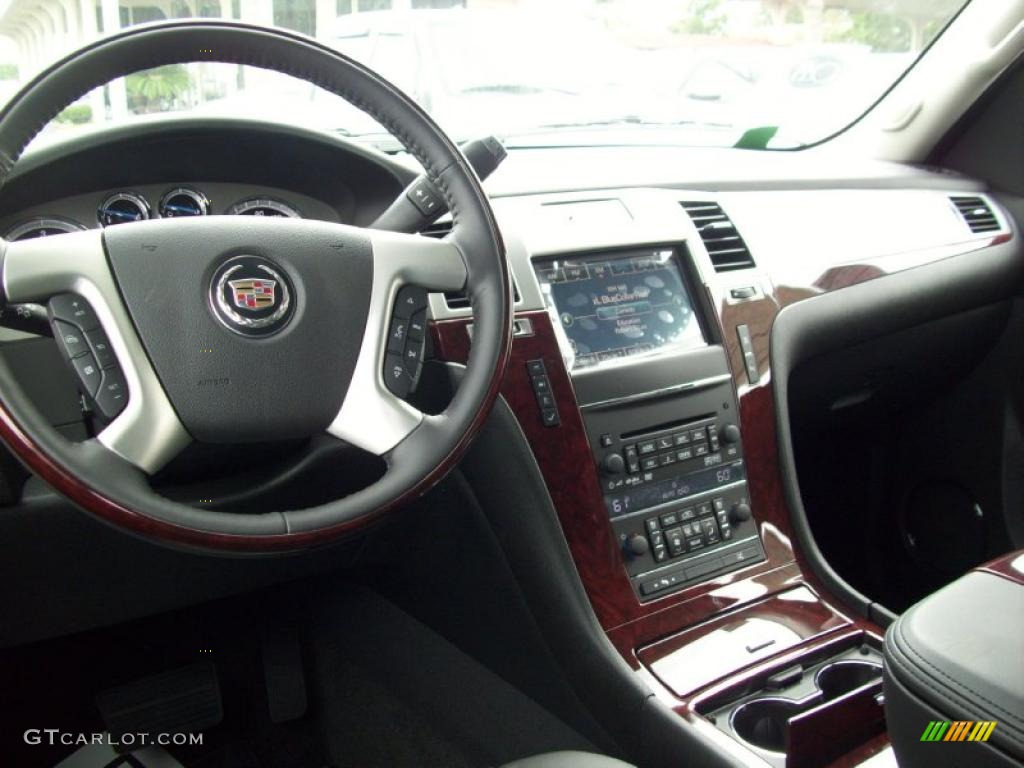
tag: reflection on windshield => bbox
[0,0,969,149]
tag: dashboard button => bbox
[645,518,659,534]
[53,320,89,359]
[652,544,668,563]
[536,392,555,410]
[540,408,560,427]
[665,527,685,556]
[656,436,674,450]
[531,376,551,394]
[71,353,102,397]
[85,329,116,368]
[691,428,707,442]
[526,359,547,377]
[638,440,657,455]
[676,448,693,462]
[94,367,128,420]
[659,511,679,527]
[673,431,690,445]
[50,294,99,331]
[641,456,658,471]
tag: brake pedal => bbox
[262,627,307,723]
[96,660,223,752]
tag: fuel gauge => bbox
[159,187,210,218]
[98,192,150,227]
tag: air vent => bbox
[418,219,519,309]
[950,196,1000,233]
[680,201,755,271]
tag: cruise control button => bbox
[383,353,412,398]
[49,294,99,331]
[71,353,102,397]
[85,329,116,368]
[394,286,427,319]
[94,367,128,419]
[53,320,89,359]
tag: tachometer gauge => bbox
[159,187,210,218]
[226,197,301,218]
[98,192,151,227]
[5,217,85,241]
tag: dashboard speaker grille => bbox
[680,201,755,271]
[950,196,1000,233]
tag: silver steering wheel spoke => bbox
[2,229,191,474]
[327,228,467,456]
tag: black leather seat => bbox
[501,751,635,768]
[883,563,1024,768]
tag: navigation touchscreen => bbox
[535,247,706,370]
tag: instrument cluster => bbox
[6,187,303,241]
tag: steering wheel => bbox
[0,21,512,552]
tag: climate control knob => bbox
[624,534,650,557]
[602,452,626,475]
[730,502,753,524]
[722,424,741,444]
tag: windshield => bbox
[0,0,970,150]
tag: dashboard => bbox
[0,115,1020,650]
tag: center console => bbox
[532,244,766,601]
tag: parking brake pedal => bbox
[96,661,222,752]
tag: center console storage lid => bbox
[884,558,1024,767]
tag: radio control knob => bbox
[602,452,626,475]
[730,502,753,524]
[625,534,650,557]
[722,424,741,444]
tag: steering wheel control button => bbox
[407,179,442,217]
[71,353,102,398]
[408,309,426,342]
[210,255,294,337]
[393,285,427,319]
[94,367,129,420]
[403,335,425,377]
[49,293,99,331]
[387,316,409,354]
[527,359,560,427]
[53,320,89,359]
[384,353,412,398]
[85,329,116,368]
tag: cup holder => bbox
[815,660,883,701]
[731,698,801,753]
[728,660,883,754]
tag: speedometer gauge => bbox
[226,197,301,218]
[5,217,85,241]
[98,192,151,227]
[159,187,209,218]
